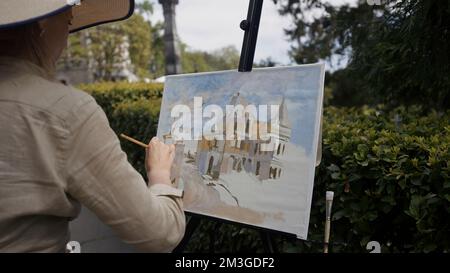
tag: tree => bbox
[123,14,154,79]
[255,57,278,68]
[60,5,160,81]
[148,21,166,78]
[181,45,241,73]
[274,0,450,110]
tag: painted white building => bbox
[196,93,292,181]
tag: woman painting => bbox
[0,0,185,252]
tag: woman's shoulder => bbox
[46,81,102,125]
[0,69,97,115]
[33,77,98,118]
[52,81,97,108]
[18,74,102,128]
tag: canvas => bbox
[157,64,325,239]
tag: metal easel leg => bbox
[173,216,201,253]
[260,231,278,253]
[209,222,223,253]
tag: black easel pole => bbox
[238,0,279,253]
[173,216,201,253]
[238,0,264,72]
[173,1,266,253]
[260,231,278,253]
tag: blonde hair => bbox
[0,23,55,75]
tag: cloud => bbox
[141,0,358,66]
[147,0,293,64]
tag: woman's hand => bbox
[145,137,176,187]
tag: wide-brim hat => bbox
[0,0,135,33]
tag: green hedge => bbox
[80,82,163,117]
[315,106,450,253]
[84,82,163,176]
[81,82,450,253]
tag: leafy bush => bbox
[81,82,163,176]
[80,82,163,116]
[80,82,450,253]
[313,106,450,253]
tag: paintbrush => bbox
[120,133,148,148]
[324,191,334,253]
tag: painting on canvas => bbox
[157,64,325,239]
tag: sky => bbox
[145,0,357,66]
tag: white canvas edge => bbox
[297,63,326,240]
[164,62,325,79]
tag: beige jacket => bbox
[0,56,185,253]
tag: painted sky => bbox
[158,64,325,156]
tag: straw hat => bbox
[0,0,135,33]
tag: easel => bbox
[173,212,295,253]
[173,0,334,253]
[173,0,285,253]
